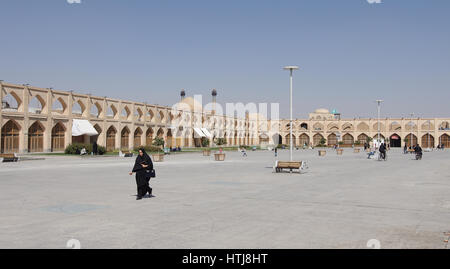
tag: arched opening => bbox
[51,122,66,152]
[146,128,154,146]
[342,123,353,131]
[405,133,418,148]
[29,95,45,114]
[121,106,131,120]
[439,134,450,148]
[390,134,401,148]
[357,133,369,145]
[313,133,324,146]
[327,133,337,147]
[52,98,67,114]
[90,102,102,118]
[28,121,44,152]
[1,120,20,153]
[106,126,116,152]
[357,123,369,132]
[300,123,308,130]
[298,134,310,147]
[422,134,434,148]
[134,128,143,149]
[166,129,173,148]
[390,122,402,132]
[72,100,85,116]
[107,105,117,118]
[90,124,102,144]
[156,128,164,138]
[2,92,22,112]
[342,134,354,146]
[121,127,130,150]
[439,122,450,130]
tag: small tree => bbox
[366,137,373,144]
[319,138,326,146]
[201,138,210,148]
[152,137,165,148]
[215,138,227,146]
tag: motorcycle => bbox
[415,152,422,160]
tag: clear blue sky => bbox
[1,0,449,119]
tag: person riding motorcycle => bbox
[414,144,423,160]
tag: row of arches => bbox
[2,92,169,122]
[275,132,449,148]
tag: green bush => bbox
[141,145,163,153]
[65,143,106,155]
[152,137,165,147]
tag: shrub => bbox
[143,145,164,153]
[152,137,165,147]
[65,143,92,155]
[215,138,227,146]
[201,138,210,147]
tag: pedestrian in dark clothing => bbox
[93,141,98,155]
[129,148,153,200]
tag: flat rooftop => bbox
[1,149,449,249]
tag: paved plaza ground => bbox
[1,148,450,249]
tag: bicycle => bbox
[378,151,387,161]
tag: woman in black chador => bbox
[129,148,153,200]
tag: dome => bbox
[177,97,203,112]
[314,108,330,114]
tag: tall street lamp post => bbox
[375,100,383,147]
[283,66,299,162]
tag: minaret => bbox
[180,89,186,101]
[211,89,217,114]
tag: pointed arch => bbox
[121,126,130,150]
[390,122,402,131]
[51,122,66,152]
[90,102,102,118]
[52,97,67,114]
[106,126,117,152]
[107,104,118,118]
[342,133,354,146]
[327,133,337,146]
[357,133,369,144]
[146,127,154,146]
[28,121,45,152]
[2,91,22,112]
[440,134,450,148]
[72,100,86,115]
[133,127,143,148]
[357,122,369,132]
[29,95,45,114]
[1,119,21,153]
[405,133,418,148]
[313,133,324,146]
[298,133,310,147]
[422,134,434,148]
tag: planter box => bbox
[152,154,164,162]
[354,148,360,153]
[214,153,226,161]
[337,149,344,155]
[203,150,211,156]
[318,150,326,157]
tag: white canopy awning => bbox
[72,119,99,137]
[201,128,212,138]
[193,127,206,138]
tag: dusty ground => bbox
[1,148,449,249]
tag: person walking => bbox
[129,148,154,200]
[92,141,98,155]
[274,147,278,157]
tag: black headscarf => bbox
[132,148,153,172]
